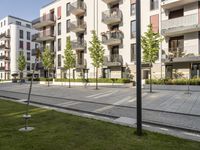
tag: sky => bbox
[0,0,54,21]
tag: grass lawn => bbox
[0,100,200,150]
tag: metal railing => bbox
[32,29,54,40]
[0,32,10,39]
[70,21,86,31]
[70,1,86,12]
[162,14,198,30]
[102,30,123,43]
[104,55,123,64]
[32,13,55,25]
[71,40,87,50]
[0,44,10,49]
[102,8,122,23]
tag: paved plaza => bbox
[0,83,200,133]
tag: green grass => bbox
[0,100,200,150]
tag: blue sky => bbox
[0,0,54,21]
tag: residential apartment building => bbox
[0,16,39,80]
[32,0,200,80]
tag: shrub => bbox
[55,78,130,83]
[145,78,200,85]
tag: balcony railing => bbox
[70,1,86,16]
[102,0,120,5]
[76,59,87,69]
[32,29,55,42]
[103,55,123,67]
[0,55,5,59]
[70,21,86,33]
[102,9,122,25]
[0,44,10,49]
[102,30,123,46]
[0,67,5,71]
[0,32,10,40]
[72,40,87,50]
[161,0,198,9]
[32,13,55,29]
[161,14,200,36]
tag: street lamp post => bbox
[136,0,142,136]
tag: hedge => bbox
[28,78,53,82]
[145,78,200,85]
[55,78,130,83]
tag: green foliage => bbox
[145,78,200,85]
[42,47,54,70]
[27,78,53,82]
[89,30,105,68]
[55,78,130,83]
[141,24,163,64]
[17,52,26,72]
[63,36,76,70]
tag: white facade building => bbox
[0,16,39,80]
[32,0,200,80]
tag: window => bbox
[27,32,31,40]
[130,3,136,16]
[57,6,62,19]
[16,21,21,25]
[58,22,61,35]
[66,19,70,33]
[4,20,6,26]
[58,39,61,51]
[27,63,30,71]
[19,41,23,49]
[150,14,159,33]
[19,30,23,39]
[131,44,136,62]
[58,54,61,67]
[66,3,70,17]
[27,52,30,61]
[26,24,31,28]
[27,42,30,50]
[131,20,136,38]
[150,0,159,10]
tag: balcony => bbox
[32,13,55,29]
[32,29,55,42]
[0,44,10,50]
[70,1,86,16]
[70,21,86,33]
[161,14,200,36]
[103,55,123,67]
[72,40,87,51]
[102,0,120,5]
[102,9,122,25]
[102,30,123,46]
[0,67,5,71]
[76,59,87,69]
[0,32,10,40]
[161,0,198,9]
[0,55,9,60]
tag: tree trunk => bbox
[69,69,71,88]
[47,69,50,87]
[96,67,98,90]
[150,66,152,93]
[20,71,22,85]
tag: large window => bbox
[58,54,61,67]
[58,39,61,51]
[66,3,70,17]
[27,52,30,61]
[131,44,136,62]
[27,63,30,71]
[27,42,30,50]
[19,30,23,39]
[58,22,61,35]
[27,32,30,40]
[66,19,70,33]
[130,3,136,16]
[19,41,23,49]
[131,20,136,39]
[150,0,159,11]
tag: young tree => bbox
[42,47,54,87]
[141,24,163,93]
[17,52,26,84]
[89,30,105,90]
[63,36,76,88]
